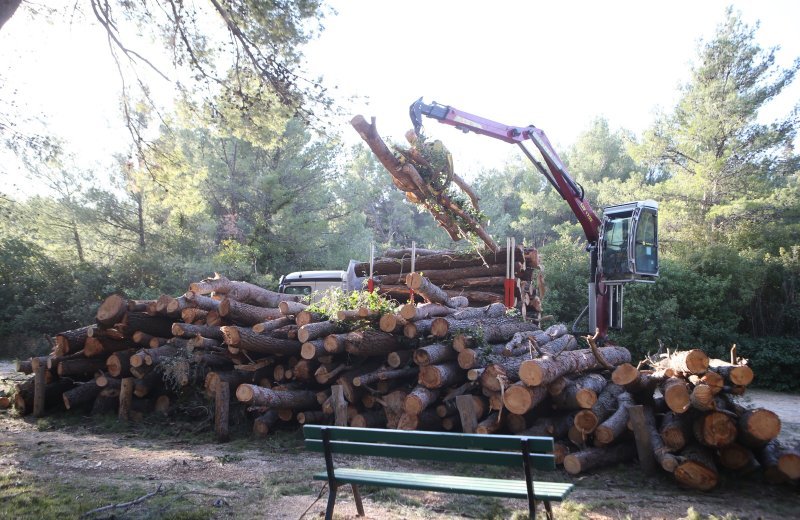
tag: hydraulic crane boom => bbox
[409,98,659,342]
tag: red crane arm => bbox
[409,99,600,242]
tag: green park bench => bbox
[303,425,574,520]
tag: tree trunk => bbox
[662,377,691,414]
[354,246,525,277]
[693,411,737,448]
[55,326,91,355]
[757,439,791,483]
[708,359,754,386]
[413,343,457,366]
[660,411,692,451]
[236,385,318,409]
[406,273,465,307]
[172,322,224,340]
[221,326,302,356]
[219,297,283,326]
[593,391,634,446]
[120,312,176,338]
[673,444,719,490]
[563,444,636,475]
[519,346,631,387]
[418,362,465,389]
[574,383,624,434]
[215,382,230,442]
[399,302,457,321]
[657,349,709,375]
[350,410,387,428]
[736,407,781,447]
[552,373,607,410]
[96,294,127,328]
[345,330,401,357]
[502,382,549,415]
[58,358,108,378]
[253,410,280,437]
[404,386,440,416]
[354,367,419,387]
[298,321,339,343]
[190,274,300,306]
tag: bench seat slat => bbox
[305,439,555,470]
[313,469,573,501]
[303,425,554,453]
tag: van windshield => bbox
[283,285,312,295]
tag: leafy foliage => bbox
[305,288,397,319]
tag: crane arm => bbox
[410,98,600,242]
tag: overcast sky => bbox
[1,0,798,193]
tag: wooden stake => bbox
[118,377,134,421]
[627,404,656,474]
[331,385,348,427]
[33,363,47,418]
[456,394,478,434]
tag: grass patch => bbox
[261,470,315,500]
[0,470,213,520]
[683,507,740,520]
[362,486,424,509]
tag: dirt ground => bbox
[1,360,798,520]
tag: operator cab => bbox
[599,200,659,284]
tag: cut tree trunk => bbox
[190,274,301,306]
[563,444,636,475]
[693,411,738,448]
[662,377,691,414]
[519,346,631,387]
[404,386,440,416]
[673,444,719,490]
[55,326,91,355]
[574,383,624,434]
[502,382,549,415]
[219,297,283,326]
[708,359,754,386]
[236,385,318,409]
[660,411,692,451]
[406,273,468,308]
[345,330,402,357]
[552,373,607,410]
[413,343,457,366]
[593,391,634,446]
[253,316,293,334]
[418,362,465,389]
[657,349,709,375]
[96,294,127,328]
[298,321,339,343]
[221,326,302,356]
[354,367,419,387]
[172,322,224,340]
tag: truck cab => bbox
[278,260,365,301]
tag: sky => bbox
[1,0,799,194]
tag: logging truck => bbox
[278,260,364,300]
[409,98,660,344]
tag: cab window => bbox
[635,210,658,274]
[602,214,631,279]
[283,285,312,295]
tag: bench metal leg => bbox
[325,483,338,520]
[351,484,365,517]
[544,500,554,520]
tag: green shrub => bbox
[735,337,800,392]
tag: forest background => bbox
[0,2,798,390]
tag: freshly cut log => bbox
[657,349,709,375]
[660,411,692,451]
[61,379,102,410]
[690,383,715,411]
[476,412,504,434]
[519,346,631,387]
[404,386,440,416]
[693,411,737,448]
[354,367,419,387]
[221,326,302,356]
[83,337,137,357]
[253,316,293,334]
[253,410,280,437]
[219,297,282,326]
[96,294,127,328]
[673,444,719,490]
[387,350,413,369]
[406,273,463,308]
[503,382,548,415]
[118,378,134,420]
[552,373,607,410]
[639,405,680,472]
[662,377,691,414]
[418,362,465,389]
[414,343,457,366]
[354,247,525,277]
[315,364,349,385]
[181,307,208,324]
[397,410,442,431]
[380,286,502,306]
[717,443,756,471]
[323,334,348,354]
[184,291,221,311]
[351,410,387,428]
[58,358,107,378]
[382,264,509,287]
[574,383,624,434]
[593,391,634,446]
[106,350,137,378]
[55,326,91,355]
[190,274,301,306]
[399,302,456,321]
[345,330,401,357]
[297,410,330,425]
[379,313,407,333]
[300,340,326,360]
[403,319,433,339]
[777,445,800,480]
[15,359,33,374]
[736,407,781,447]
[279,301,308,316]
[295,311,324,327]
[128,299,155,312]
[757,439,791,483]
[563,444,636,475]
[298,321,339,343]
[172,322,223,340]
[236,385,318,409]
[450,302,507,321]
[119,312,175,338]
[708,359,754,386]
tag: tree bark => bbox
[298,321,339,343]
[354,367,419,387]
[96,294,127,328]
[418,362,465,389]
[660,411,693,451]
[502,381,549,415]
[190,274,300,306]
[221,326,302,356]
[574,383,624,434]
[404,386,440,416]
[236,385,318,409]
[563,444,636,475]
[413,343,457,366]
[693,411,738,448]
[708,359,754,386]
[593,391,634,446]
[662,376,691,414]
[55,326,91,355]
[219,297,283,326]
[657,349,709,375]
[345,330,402,357]
[552,373,607,410]
[172,322,224,340]
[519,346,631,387]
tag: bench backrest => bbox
[303,425,556,471]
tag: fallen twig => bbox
[81,483,165,518]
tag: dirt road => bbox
[1,361,798,519]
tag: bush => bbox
[735,337,800,392]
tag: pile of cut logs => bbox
[7,254,798,490]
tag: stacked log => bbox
[8,264,794,492]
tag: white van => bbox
[278,261,365,301]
